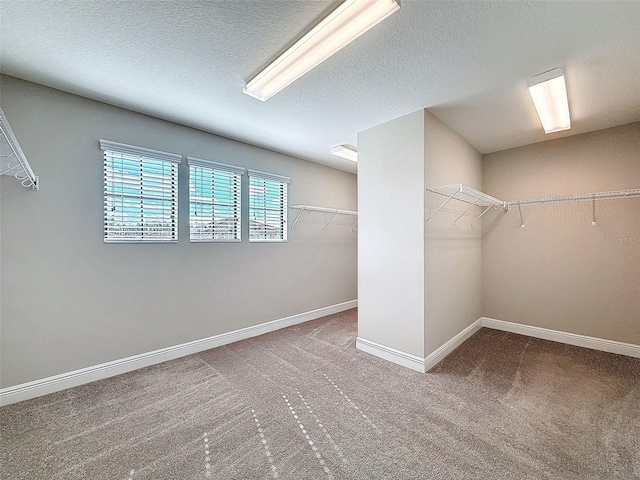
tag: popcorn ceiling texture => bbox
[2,1,640,172]
[1,309,638,479]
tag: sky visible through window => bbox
[189,165,240,241]
[104,152,177,242]
[249,176,286,241]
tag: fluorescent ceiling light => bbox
[243,0,400,101]
[528,68,571,134]
[331,144,358,162]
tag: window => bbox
[101,140,181,243]
[188,157,244,242]
[248,170,290,242]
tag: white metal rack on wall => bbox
[426,183,640,227]
[426,184,504,225]
[290,205,358,231]
[0,107,38,190]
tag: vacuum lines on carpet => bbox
[1,308,638,479]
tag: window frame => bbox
[187,157,245,243]
[101,139,181,244]
[248,169,290,243]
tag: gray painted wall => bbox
[0,76,357,387]
[424,112,482,356]
[482,122,640,345]
[358,110,426,357]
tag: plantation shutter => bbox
[187,157,244,242]
[248,169,290,242]
[101,140,181,243]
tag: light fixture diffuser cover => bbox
[331,144,358,162]
[243,0,400,101]
[528,68,571,134]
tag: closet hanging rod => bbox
[290,205,357,215]
[289,204,358,230]
[505,188,640,207]
[0,107,38,190]
[426,183,640,224]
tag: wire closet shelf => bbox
[290,204,358,231]
[0,107,38,190]
[506,189,640,206]
[425,183,504,224]
[426,183,640,226]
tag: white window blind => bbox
[188,157,244,242]
[248,169,290,242]
[101,140,181,243]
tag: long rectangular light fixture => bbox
[528,68,571,134]
[243,0,400,101]
[331,144,358,162]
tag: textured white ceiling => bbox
[1,1,639,174]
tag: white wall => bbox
[357,110,483,364]
[482,122,640,345]
[0,76,357,388]
[424,112,482,355]
[357,110,426,358]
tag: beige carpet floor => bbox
[1,308,639,479]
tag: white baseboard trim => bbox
[357,315,639,375]
[481,317,640,359]
[424,319,483,372]
[356,337,426,373]
[0,300,358,407]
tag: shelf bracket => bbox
[518,205,525,228]
[427,187,460,223]
[453,199,479,225]
[592,198,596,226]
[290,205,306,230]
[470,205,492,228]
[323,209,339,230]
[350,219,358,231]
